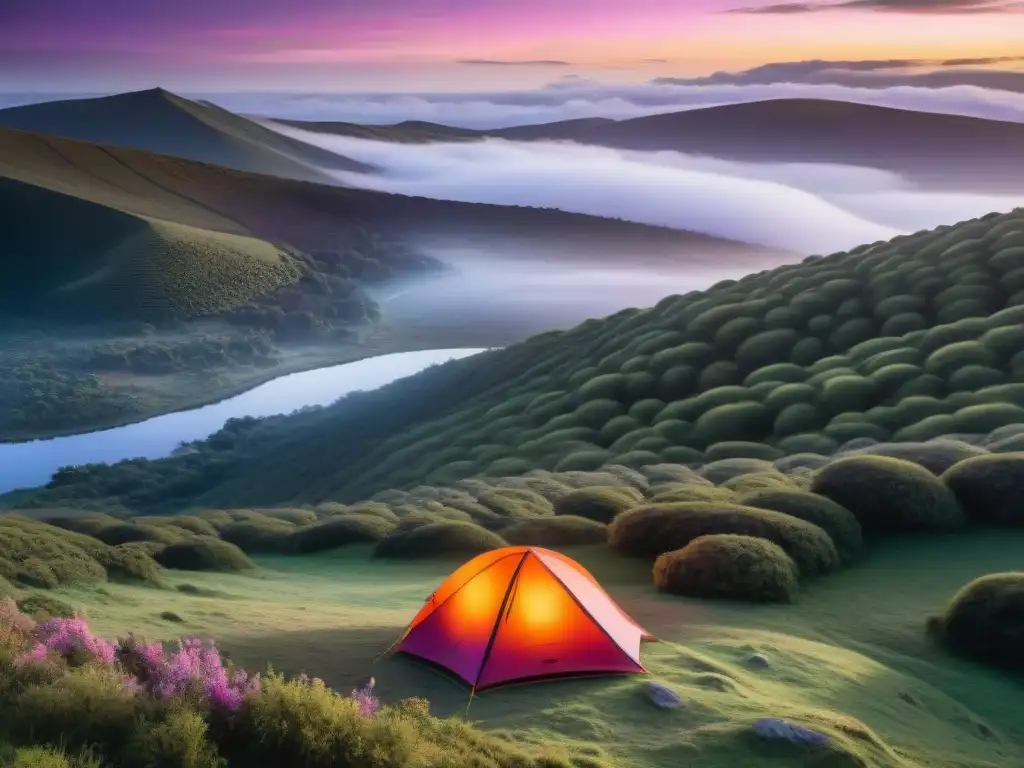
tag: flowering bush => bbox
[0,600,595,768]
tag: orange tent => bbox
[393,546,651,691]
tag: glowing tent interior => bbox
[393,546,652,691]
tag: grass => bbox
[41,533,1024,768]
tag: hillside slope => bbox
[0,88,369,182]
[23,206,1024,512]
[0,176,299,321]
[0,124,783,271]
[278,98,1024,192]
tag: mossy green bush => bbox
[91,523,184,547]
[153,537,254,572]
[699,458,776,484]
[928,572,1024,670]
[216,517,292,553]
[284,514,397,553]
[849,440,988,475]
[740,489,863,564]
[373,522,507,559]
[94,544,163,585]
[0,522,107,589]
[15,593,76,620]
[942,453,1024,524]
[646,483,737,504]
[653,534,798,603]
[502,515,608,546]
[721,472,795,494]
[552,486,641,523]
[703,442,783,462]
[607,502,840,575]
[811,456,965,532]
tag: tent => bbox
[392,545,652,691]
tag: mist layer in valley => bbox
[269,122,1024,255]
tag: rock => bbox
[643,680,684,709]
[745,653,770,668]
[751,718,829,747]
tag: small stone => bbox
[745,653,770,668]
[644,680,684,709]
[751,718,829,747]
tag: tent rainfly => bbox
[393,546,652,691]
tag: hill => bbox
[18,205,1024,512]
[0,88,370,182]
[0,124,785,440]
[278,98,1024,192]
[0,176,300,321]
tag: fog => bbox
[366,250,763,338]
[269,122,1022,255]
[199,79,1024,128]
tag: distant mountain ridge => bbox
[276,98,1024,193]
[0,88,371,182]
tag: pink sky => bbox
[1,0,1021,92]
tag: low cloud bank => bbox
[268,123,1021,254]
[202,79,1024,128]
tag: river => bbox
[0,348,487,494]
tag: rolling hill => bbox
[0,88,370,183]
[0,123,787,290]
[22,205,1024,513]
[0,175,299,321]
[277,98,1024,192]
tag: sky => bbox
[1,0,1023,93]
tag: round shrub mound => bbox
[811,456,966,533]
[928,572,1024,669]
[502,515,608,546]
[553,485,641,523]
[154,537,254,572]
[607,502,840,576]
[373,522,507,559]
[699,458,776,485]
[942,453,1024,524]
[285,514,397,554]
[721,471,795,495]
[219,517,295,553]
[647,483,736,504]
[740,489,863,564]
[95,543,164,584]
[653,534,798,603]
[848,440,989,475]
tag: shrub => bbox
[373,522,507,559]
[253,508,318,526]
[942,453,1024,524]
[607,502,840,575]
[721,472,795,494]
[154,538,254,572]
[553,486,641,523]
[704,442,782,462]
[692,402,773,446]
[92,524,183,547]
[699,458,775,484]
[502,516,608,546]
[740,490,863,564]
[16,593,76,620]
[285,515,397,553]
[928,573,1024,670]
[0,524,107,589]
[94,544,163,585]
[647,483,735,504]
[924,341,992,378]
[811,456,965,532]
[653,534,798,603]
[848,440,988,475]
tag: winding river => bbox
[0,348,487,494]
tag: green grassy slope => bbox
[0,176,300,321]
[0,88,370,182]
[19,206,1024,512]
